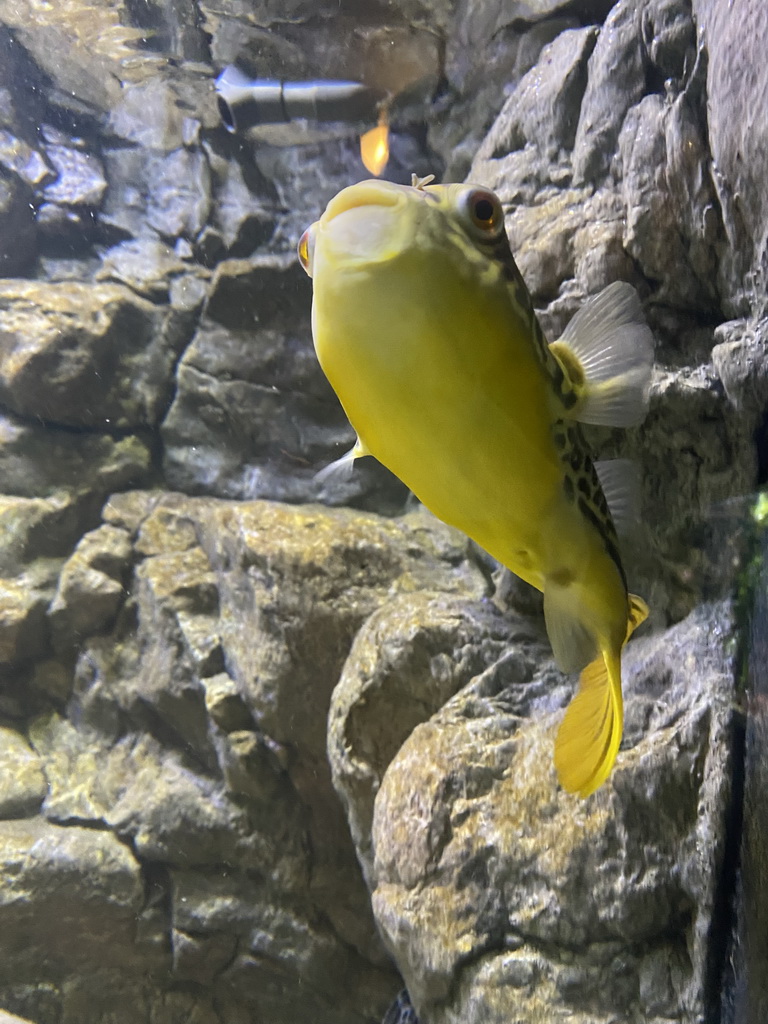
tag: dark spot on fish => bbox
[568,450,583,472]
[550,360,565,390]
[578,476,591,497]
[560,390,579,410]
[550,566,574,587]
[563,475,575,501]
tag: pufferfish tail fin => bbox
[554,593,649,798]
[549,281,654,428]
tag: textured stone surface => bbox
[572,0,647,183]
[0,172,36,276]
[48,524,132,649]
[365,604,736,1023]
[696,0,768,313]
[0,281,194,429]
[0,818,145,974]
[329,595,540,887]
[0,727,47,817]
[2,494,489,1023]
[724,521,768,1023]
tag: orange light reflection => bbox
[360,118,390,177]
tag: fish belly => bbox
[313,256,563,589]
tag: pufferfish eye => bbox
[298,225,314,277]
[457,187,505,240]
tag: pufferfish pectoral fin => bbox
[549,281,654,428]
[314,437,370,488]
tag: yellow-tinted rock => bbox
[0,727,47,817]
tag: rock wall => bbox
[0,0,766,1022]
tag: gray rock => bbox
[201,671,255,732]
[479,26,597,161]
[7,494,493,1023]
[0,0,767,1021]
[100,144,214,246]
[0,571,51,666]
[0,415,151,500]
[171,868,396,1024]
[42,143,106,207]
[0,726,47,817]
[0,129,53,187]
[615,87,720,308]
[96,237,207,302]
[108,78,202,151]
[725,523,768,1024]
[48,524,132,649]
[0,7,123,115]
[0,172,35,275]
[197,140,277,263]
[643,0,696,80]
[0,281,195,430]
[368,603,737,1023]
[695,0,768,314]
[0,818,145,979]
[145,148,211,242]
[573,0,648,183]
[329,594,537,887]
[712,317,768,421]
[430,17,578,181]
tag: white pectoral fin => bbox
[554,281,655,427]
[543,579,598,674]
[314,438,370,487]
[594,458,640,534]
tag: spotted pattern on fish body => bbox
[474,225,582,414]
[471,224,618,575]
[552,418,627,590]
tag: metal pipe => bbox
[215,65,384,132]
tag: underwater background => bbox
[0,0,766,1022]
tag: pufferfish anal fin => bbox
[555,591,649,798]
[314,438,370,488]
[543,575,599,675]
[549,281,654,428]
[594,458,639,535]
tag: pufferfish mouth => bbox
[319,180,411,264]
[323,180,404,223]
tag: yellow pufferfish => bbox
[298,174,654,798]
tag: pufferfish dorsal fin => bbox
[411,173,436,190]
[314,437,370,489]
[549,281,654,428]
[594,458,640,535]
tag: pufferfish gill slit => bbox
[298,175,654,798]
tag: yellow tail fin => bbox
[554,593,648,798]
